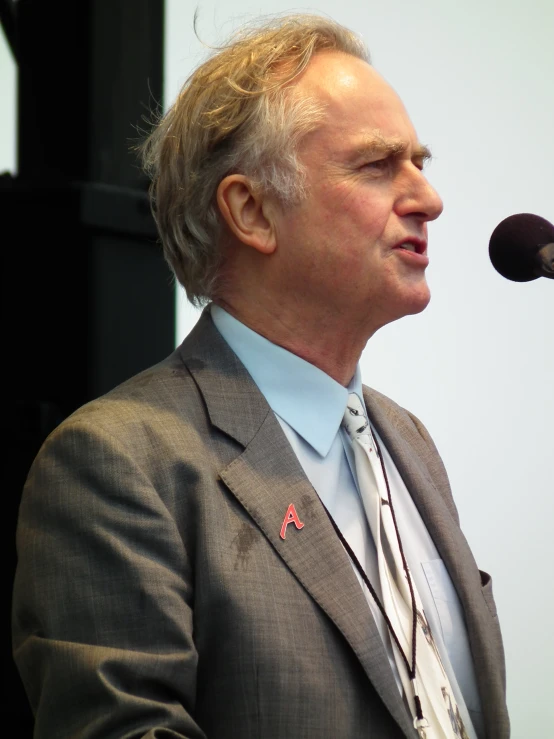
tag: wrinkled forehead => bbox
[292,51,419,153]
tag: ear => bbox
[217,174,277,255]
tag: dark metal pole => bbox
[3,3,171,732]
[0,0,18,61]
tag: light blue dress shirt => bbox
[211,304,484,738]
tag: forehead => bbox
[294,51,419,154]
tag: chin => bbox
[408,291,431,315]
[394,280,431,318]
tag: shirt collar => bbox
[210,304,363,457]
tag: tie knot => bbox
[342,393,369,439]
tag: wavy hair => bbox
[140,14,369,305]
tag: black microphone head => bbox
[489,213,554,282]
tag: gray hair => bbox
[140,14,369,305]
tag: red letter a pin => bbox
[280,503,304,540]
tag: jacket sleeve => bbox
[12,418,206,739]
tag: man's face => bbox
[271,51,444,334]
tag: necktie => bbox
[342,393,468,739]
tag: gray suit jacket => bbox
[13,311,509,738]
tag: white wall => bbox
[167,2,553,736]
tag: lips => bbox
[393,238,427,255]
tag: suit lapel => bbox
[363,388,503,735]
[363,388,466,565]
[180,312,414,737]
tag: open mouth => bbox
[394,240,426,255]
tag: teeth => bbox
[400,243,416,252]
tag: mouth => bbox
[393,238,427,255]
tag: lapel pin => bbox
[280,503,304,540]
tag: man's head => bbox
[216,50,443,334]
[141,15,368,305]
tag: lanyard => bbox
[318,431,427,726]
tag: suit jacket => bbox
[12,310,509,738]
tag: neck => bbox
[215,297,374,387]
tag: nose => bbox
[395,167,444,223]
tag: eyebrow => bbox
[353,134,432,163]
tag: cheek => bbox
[334,185,390,237]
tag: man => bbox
[12,14,509,739]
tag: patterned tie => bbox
[343,393,468,739]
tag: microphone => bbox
[488,213,554,281]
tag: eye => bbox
[366,158,388,168]
[362,157,392,173]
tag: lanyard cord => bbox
[319,498,416,680]
[318,428,425,722]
